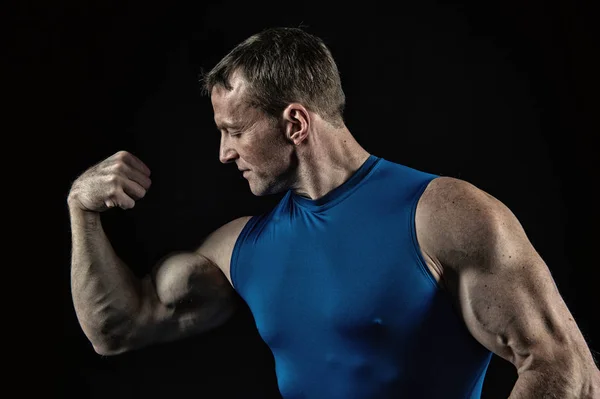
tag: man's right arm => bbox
[68,150,238,356]
[69,205,238,356]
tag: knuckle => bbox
[112,161,127,174]
[113,152,130,164]
[107,186,119,197]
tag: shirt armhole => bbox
[230,214,260,290]
[408,176,441,290]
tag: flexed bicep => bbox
[123,252,238,353]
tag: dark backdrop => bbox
[15,0,597,397]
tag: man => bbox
[68,27,599,398]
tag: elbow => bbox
[73,299,142,356]
[85,320,135,356]
[84,312,139,356]
[517,349,600,398]
[90,334,130,356]
[92,343,121,356]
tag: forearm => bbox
[509,363,600,399]
[69,201,142,353]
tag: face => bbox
[211,73,297,196]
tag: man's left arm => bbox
[416,177,600,398]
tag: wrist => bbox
[67,191,90,213]
[67,195,101,225]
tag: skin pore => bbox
[211,71,371,200]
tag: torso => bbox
[203,173,454,293]
[226,175,491,399]
[202,180,448,292]
[205,213,445,293]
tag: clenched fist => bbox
[68,151,152,212]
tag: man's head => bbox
[201,27,347,196]
[202,27,345,126]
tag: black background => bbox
[11,0,599,397]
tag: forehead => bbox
[210,73,252,129]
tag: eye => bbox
[230,131,242,137]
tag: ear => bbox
[282,103,310,145]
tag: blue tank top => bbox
[231,155,492,398]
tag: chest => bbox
[240,223,438,351]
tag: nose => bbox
[219,133,238,164]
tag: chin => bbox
[249,187,267,196]
[247,181,268,197]
[249,186,275,197]
[249,180,287,197]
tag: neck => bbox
[291,122,371,200]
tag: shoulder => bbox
[419,175,491,203]
[195,216,254,283]
[415,176,523,271]
[417,176,501,225]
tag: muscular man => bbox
[68,27,600,398]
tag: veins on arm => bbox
[416,177,599,392]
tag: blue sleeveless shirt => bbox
[231,155,492,398]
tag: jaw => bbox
[247,171,295,197]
